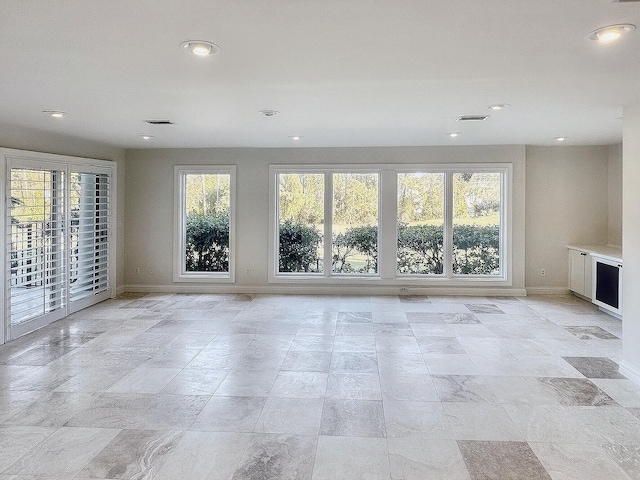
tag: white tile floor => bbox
[1,293,640,479]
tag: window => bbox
[271,164,510,284]
[332,173,379,274]
[278,173,324,273]
[452,172,501,276]
[397,172,445,274]
[174,166,235,282]
[273,168,380,278]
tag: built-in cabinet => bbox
[568,245,622,316]
[569,248,592,298]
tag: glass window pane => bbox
[397,172,445,274]
[452,172,501,275]
[184,173,231,272]
[278,173,324,273]
[332,173,378,274]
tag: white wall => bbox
[525,146,609,291]
[124,145,526,294]
[621,104,640,382]
[608,143,623,247]
[0,122,126,290]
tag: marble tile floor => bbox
[0,293,640,479]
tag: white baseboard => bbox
[525,286,571,295]
[123,283,527,297]
[619,360,640,386]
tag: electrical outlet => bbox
[135,266,140,274]
[400,287,409,292]
[246,269,251,276]
[149,268,154,275]
[540,269,546,276]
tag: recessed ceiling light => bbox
[259,110,279,117]
[589,24,635,42]
[180,40,220,56]
[43,110,67,118]
[447,132,461,138]
[488,104,510,111]
[289,136,302,141]
[139,134,154,141]
[554,137,566,142]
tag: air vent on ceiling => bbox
[144,120,174,125]
[613,0,640,3]
[457,115,490,122]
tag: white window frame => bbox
[269,163,512,286]
[173,165,236,283]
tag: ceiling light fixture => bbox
[139,134,154,141]
[488,104,510,111]
[554,137,566,142]
[457,115,489,122]
[43,110,67,118]
[289,135,302,140]
[589,24,635,42]
[447,132,461,138]
[259,110,279,117]
[180,40,220,56]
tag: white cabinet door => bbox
[569,249,590,298]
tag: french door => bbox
[3,150,115,342]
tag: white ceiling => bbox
[1,0,639,149]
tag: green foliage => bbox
[275,220,500,276]
[332,225,378,273]
[185,212,230,272]
[397,223,444,274]
[278,220,323,272]
[452,224,500,274]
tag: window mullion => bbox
[444,171,454,277]
[379,169,396,279]
[323,172,333,278]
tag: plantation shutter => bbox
[69,171,110,303]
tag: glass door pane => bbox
[69,172,110,302]
[8,168,66,328]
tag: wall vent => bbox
[457,115,490,122]
[613,0,640,2]
[144,120,175,125]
